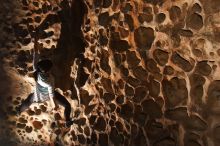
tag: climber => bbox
[17,34,73,127]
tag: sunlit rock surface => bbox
[1,0,220,145]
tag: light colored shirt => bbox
[32,51,54,102]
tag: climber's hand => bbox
[33,32,44,54]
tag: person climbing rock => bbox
[17,35,73,127]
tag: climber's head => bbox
[37,59,53,73]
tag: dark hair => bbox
[37,59,53,73]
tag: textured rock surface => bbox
[1,0,220,146]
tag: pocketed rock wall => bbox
[2,0,220,146]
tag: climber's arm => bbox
[33,35,41,71]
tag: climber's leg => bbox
[17,93,34,114]
[54,91,72,122]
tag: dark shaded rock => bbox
[190,74,205,104]
[164,65,174,75]
[131,124,139,137]
[192,48,203,57]
[17,123,26,129]
[179,29,193,37]
[13,24,29,38]
[134,27,155,50]
[85,104,96,115]
[192,3,202,13]
[133,111,148,126]
[16,50,29,64]
[134,86,147,103]
[109,103,116,112]
[100,49,111,74]
[27,109,35,115]
[103,0,112,8]
[124,14,134,31]
[120,65,129,76]
[98,12,112,27]
[126,76,140,87]
[110,34,131,52]
[143,6,152,13]
[91,132,97,144]
[42,3,48,13]
[115,121,124,132]
[76,62,90,88]
[71,131,77,141]
[149,78,160,98]
[121,54,126,62]
[112,0,119,10]
[185,140,201,146]
[18,117,27,123]
[122,3,133,13]
[162,77,188,107]
[119,27,129,38]
[156,13,166,23]
[84,126,90,136]
[81,60,91,76]
[120,102,134,120]
[213,126,220,140]
[125,84,134,96]
[191,85,204,104]
[146,59,160,73]
[99,133,108,146]
[169,6,181,22]
[165,107,188,121]
[89,115,97,125]
[101,78,114,93]
[75,118,86,126]
[208,80,220,100]
[114,53,121,67]
[153,49,169,66]
[116,95,124,104]
[103,92,115,103]
[143,0,164,5]
[186,13,203,30]
[207,80,220,112]
[171,33,181,47]
[78,134,86,144]
[171,52,193,72]
[195,61,212,76]
[126,51,140,68]
[112,12,120,21]
[25,126,32,133]
[40,105,47,112]
[142,99,162,118]
[22,0,28,6]
[47,4,52,11]
[80,89,94,106]
[118,79,124,89]
[34,16,41,23]
[32,121,43,129]
[154,137,176,146]
[185,115,207,131]
[109,119,114,127]
[35,109,41,115]
[99,31,108,46]
[138,13,153,23]
[94,117,106,131]
[94,0,103,8]
[132,128,147,146]
[132,66,148,81]
[145,120,163,139]
[110,127,123,145]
